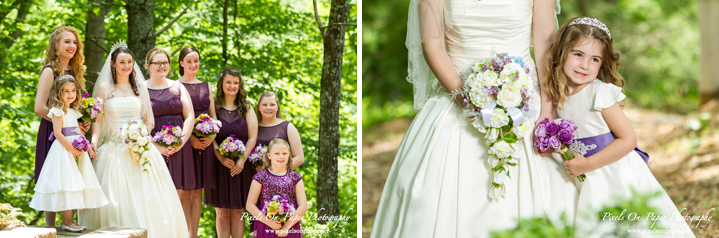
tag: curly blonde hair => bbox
[45,26,86,91]
[48,75,82,114]
[543,17,625,109]
[264,138,293,171]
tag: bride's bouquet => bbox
[534,118,589,182]
[262,194,296,223]
[152,125,183,147]
[192,113,222,138]
[77,93,103,122]
[120,120,152,172]
[460,52,536,199]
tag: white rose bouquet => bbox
[459,52,537,199]
[120,119,152,172]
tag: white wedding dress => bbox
[79,96,189,238]
[370,0,578,237]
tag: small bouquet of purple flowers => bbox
[193,113,222,138]
[218,134,246,161]
[534,118,586,182]
[77,93,103,122]
[71,136,91,160]
[152,125,183,147]
[262,194,296,223]
[248,144,268,169]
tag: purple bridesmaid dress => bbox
[149,81,198,190]
[34,64,72,183]
[182,81,214,189]
[204,107,249,208]
[251,121,290,196]
[252,169,303,238]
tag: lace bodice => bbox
[102,96,143,144]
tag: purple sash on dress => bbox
[576,132,649,163]
[48,127,81,142]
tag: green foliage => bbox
[0,0,356,237]
[362,0,700,129]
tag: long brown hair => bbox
[264,138,293,171]
[178,46,200,76]
[215,67,249,116]
[45,26,87,91]
[48,75,82,114]
[110,47,140,97]
[256,91,283,122]
[543,17,624,109]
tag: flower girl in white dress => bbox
[30,75,108,232]
[544,17,694,237]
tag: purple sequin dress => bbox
[34,64,72,183]
[149,81,198,190]
[182,81,214,188]
[204,107,249,208]
[252,169,303,238]
[252,121,290,198]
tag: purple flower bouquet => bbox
[534,118,586,182]
[262,194,296,223]
[72,136,91,160]
[218,134,246,161]
[77,93,103,123]
[248,144,268,169]
[193,113,222,138]
[152,125,184,147]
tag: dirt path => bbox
[362,104,719,237]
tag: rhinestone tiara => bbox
[57,74,75,81]
[568,17,611,39]
[110,39,128,52]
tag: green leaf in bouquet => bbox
[504,133,518,143]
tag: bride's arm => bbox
[533,0,556,122]
[90,83,109,158]
[419,0,463,104]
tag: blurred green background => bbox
[362,0,700,129]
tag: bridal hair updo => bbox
[543,16,625,109]
[48,75,82,114]
[110,47,140,97]
[215,67,249,116]
[178,47,200,76]
[264,138,293,171]
[45,26,87,91]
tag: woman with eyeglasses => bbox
[145,48,197,234]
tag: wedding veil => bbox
[92,40,154,145]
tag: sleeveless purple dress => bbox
[252,121,290,197]
[204,107,249,208]
[149,81,198,190]
[252,169,303,238]
[182,81,214,189]
[34,64,72,183]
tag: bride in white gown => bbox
[79,42,189,238]
[370,0,577,237]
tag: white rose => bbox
[497,85,522,108]
[515,73,530,89]
[487,155,500,167]
[138,136,148,146]
[472,117,487,133]
[500,63,522,81]
[129,124,139,133]
[138,157,146,165]
[476,70,499,87]
[121,128,128,138]
[485,127,499,142]
[131,144,140,153]
[490,186,501,199]
[512,121,532,139]
[490,140,514,158]
[493,171,507,184]
[141,151,150,160]
[140,127,148,136]
[469,91,493,109]
[129,131,140,140]
[471,62,482,73]
[489,108,509,128]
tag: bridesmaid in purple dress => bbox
[177,46,214,238]
[246,138,307,238]
[144,48,196,233]
[33,26,90,228]
[255,92,305,171]
[205,67,257,238]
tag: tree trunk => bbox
[222,0,228,66]
[84,0,111,94]
[126,0,155,78]
[699,0,719,105]
[0,0,31,63]
[316,0,351,224]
